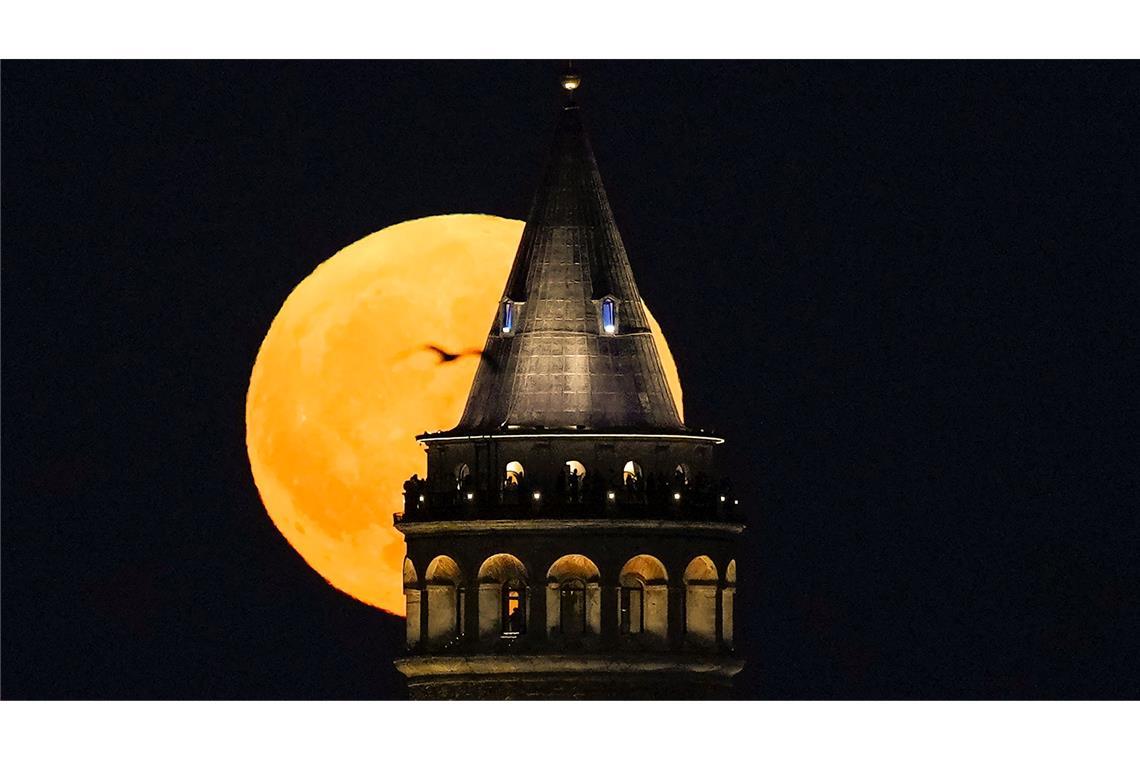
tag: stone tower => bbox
[394,71,744,699]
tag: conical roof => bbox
[449,90,684,434]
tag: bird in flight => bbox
[421,344,500,372]
[424,344,479,363]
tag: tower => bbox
[394,70,744,699]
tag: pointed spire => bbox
[449,72,684,434]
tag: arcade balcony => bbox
[395,473,743,525]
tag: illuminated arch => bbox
[723,559,737,648]
[683,555,718,648]
[504,461,525,487]
[424,555,463,647]
[477,553,529,639]
[683,555,718,583]
[622,461,642,486]
[403,557,421,648]
[426,555,462,584]
[546,554,601,639]
[547,554,601,584]
[478,553,528,584]
[621,554,668,585]
[619,554,669,643]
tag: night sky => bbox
[3,61,1138,699]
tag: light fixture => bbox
[532,491,541,501]
[418,495,425,503]
[466,492,474,501]
[673,492,681,501]
[719,495,726,503]
[607,491,616,501]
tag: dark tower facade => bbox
[394,73,744,699]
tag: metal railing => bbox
[395,477,742,524]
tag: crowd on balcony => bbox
[400,460,738,520]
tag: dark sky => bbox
[3,60,1138,699]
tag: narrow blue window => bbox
[602,298,616,334]
[502,301,514,333]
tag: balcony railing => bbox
[395,476,742,524]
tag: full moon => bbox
[246,214,684,614]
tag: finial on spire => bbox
[560,60,581,98]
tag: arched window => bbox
[546,554,601,640]
[622,460,642,487]
[477,553,528,640]
[723,559,737,648]
[564,460,586,501]
[454,463,471,490]
[424,556,464,647]
[683,555,719,648]
[504,461,524,489]
[403,558,420,648]
[403,557,419,588]
[501,300,515,333]
[620,555,669,645]
[601,297,617,334]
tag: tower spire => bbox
[396,71,743,701]
[449,72,684,434]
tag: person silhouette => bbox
[403,474,422,509]
[507,604,524,633]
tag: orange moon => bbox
[245,214,683,614]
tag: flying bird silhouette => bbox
[422,344,500,372]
